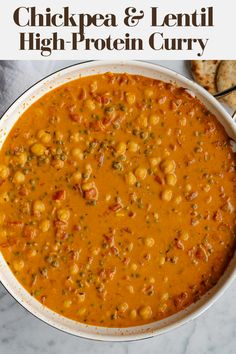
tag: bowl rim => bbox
[0,60,236,342]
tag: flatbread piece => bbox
[216,60,236,110]
[190,60,220,94]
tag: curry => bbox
[0,73,235,327]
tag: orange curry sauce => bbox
[0,73,235,327]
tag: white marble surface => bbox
[0,60,235,354]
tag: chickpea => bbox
[159,303,167,313]
[127,242,133,252]
[125,172,137,186]
[27,249,37,258]
[135,167,147,180]
[71,148,83,160]
[64,300,72,308]
[51,159,64,169]
[159,256,165,266]
[116,142,127,155]
[149,114,160,125]
[55,131,64,141]
[206,196,212,204]
[149,157,161,167]
[85,99,95,111]
[39,219,50,232]
[140,131,149,140]
[180,231,189,241]
[138,115,148,128]
[105,194,111,202]
[145,237,155,247]
[13,260,25,272]
[116,211,125,217]
[83,165,92,180]
[144,89,153,98]
[28,138,37,146]
[180,117,187,126]
[125,92,136,105]
[57,208,70,222]
[166,173,177,186]
[160,159,176,174]
[161,189,173,202]
[78,293,85,302]
[92,247,100,256]
[0,164,10,180]
[13,171,25,184]
[117,302,129,313]
[127,285,134,294]
[203,184,211,192]
[154,212,159,222]
[31,143,45,156]
[156,138,162,146]
[128,141,139,153]
[175,196,182,205]
[85,164,92,174]
[163,149,170,157]
[90,81,98,93]
[149,277,155,284]
[130,309,137,319]
[72,171,82,183]
[15,152,28,166]
[70,132,80,143]
[161,292,169,301]
[70,263,79,275]
[130,263,138,271]
[81,182,94,191]
[52,242,60,252]
[33,200,45,215]
[38,130,51,144]
[77,307,86,316]
[139,305,152,320]
[184,184,192,192]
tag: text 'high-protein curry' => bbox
[0,73,235,327]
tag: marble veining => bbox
[0,60,235,354]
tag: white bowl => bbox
[0,61,236,341]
